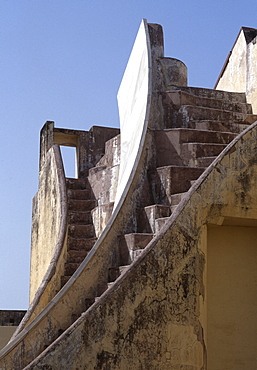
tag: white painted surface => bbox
[114,19,151,209]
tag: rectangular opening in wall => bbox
[60,146,77,178]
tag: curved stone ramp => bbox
[22,121,257,369]
[9,143,68,339]
[0,20,161,369]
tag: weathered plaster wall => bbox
[17,122,257,370]
[0,328,17,351]
[2,21,257,370]
[90,135,121,237]
[0,20,160,368]
[30,146,66,303]
[216,28,257,113]
[207,225,257,369]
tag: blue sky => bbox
[1,1,256,309]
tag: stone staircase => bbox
[60,178,97,287]
[59,86,257,324]
[101,86,257,296]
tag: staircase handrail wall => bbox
[22,120,257,369]
[9,144,68,339]
[0,19,160,368]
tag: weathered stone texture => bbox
[30,146,63,302]
[1,20,257,370]
[20,124,257,370]
[216,27,257,113]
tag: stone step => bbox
[160,128,237,144]
[96,134,121,168]
[64,262,81,276]
[108,267,121,282]
[164,90,252,114]
[196,156,217,167]
[68,199,97,212]
[88,165,107,177]
[155,217,170,234]
[67,236,97,251]
[169,192,187,206]
[129,248,144,261]
[88,164,120,206]
[119,233,154,265]
[108,264,131,283]
[144,204,171,233]
[68,211,92,225]
[66,177,89,190]
[187,120,250,133]
[171,205,178,213]
[179,106,257,125]
[67,249,89,263]
[181,142,227,160]
[60,275,71,288]
[168,85,247,103]
[155,129,235,167]
[67,189,91,200]
[165,105,257,129]
[150,165,205,205]
[68,224,95,239]
[119,265,130,275]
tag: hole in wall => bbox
[60,146,77,178]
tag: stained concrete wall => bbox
[30,146,65,302]
[0,20,160,369]
[1,21,256,369]
[18,122,257,370]
[216,27,257,113]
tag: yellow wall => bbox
[0,327,17,350]
[30,147,63,302]
[207,225,257,369]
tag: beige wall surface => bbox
[30,147,63,302]
[207,225,257,369]
[216,28,257,113]
[0,327,17,351]
[7,124,257,370]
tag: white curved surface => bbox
[114,19,151,208]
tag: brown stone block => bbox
[67,237,97,251]
[67,250,88,263]
[65,178,89,190]
[119,233,154,264]
[149,165,204,204]
[67,211,92,225]
[64,262,81,276]
[67,189,91,200]
[68,224,95,239]
[167,85,247,103]
[68,199,97,211]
